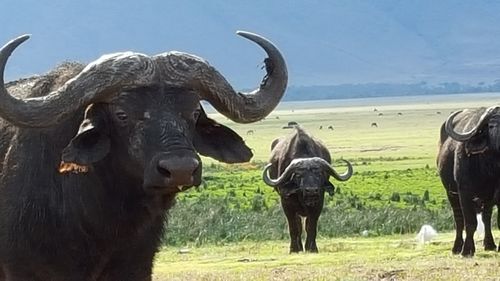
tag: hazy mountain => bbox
[2,0,500,96]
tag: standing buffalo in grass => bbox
[437,106,500,257]
[0,31,287,280]
[262,127,353,253]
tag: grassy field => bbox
[157,93,500,280]
[205,93,500,171]
[154,234,500,280]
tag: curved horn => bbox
[0,35,156,128]
[154,31,287,124]
[445,106,498,142]
[262,163,280,187]
[263,157,353,187]
[262,160,301,187]
[315,157,353,181]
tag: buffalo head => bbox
[262,157,353,206]
[445,106,500,155]
[0,31,288,194]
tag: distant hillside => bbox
[2,1,500,89]
[283,81,500,101]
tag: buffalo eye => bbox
[193,109,201,121]
[115,110,128,121]
[290,173,301,183]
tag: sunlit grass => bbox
[203,94,500,170]
[153,233,500,280]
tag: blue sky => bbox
[3,0,500,88]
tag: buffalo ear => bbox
[465,135,488,155]
[324,181,335,196]
[193,108,253,163]
[62,108,110,166]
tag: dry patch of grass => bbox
[153,233,500,280]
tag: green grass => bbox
[181,164,446,210]
[153,234,500,280]
[165,165,453,246]
[165,196,457,246]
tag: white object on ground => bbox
[475,213,485,240]
[416,224,438,244]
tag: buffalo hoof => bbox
[483,235,496,251]
[484,242,497,251]
[305,242,318,253]
[452,240,463,255]
[461,246,475,257]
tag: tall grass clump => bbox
[317,205,454,237]
[164,196,287,246]
[164,196,456,246]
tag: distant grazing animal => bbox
[262,127,353,253]
[371,122,378,127]
[247,130,255,135]
[328,125,334,131]
[288,121,298,127]
[397,112,403,116]
[319,125,323,130]
[0,31,287,279]
[437,106,500,257]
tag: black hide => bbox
[438,107,500,257]
[0,65,253,280]
[266,127,336,253]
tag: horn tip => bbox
[236,30,260,40]
[236,30,250,35]
[3,34,30,51]
[13,34,31,44]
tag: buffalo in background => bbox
[437,106,500,257]
[262,127,352,253]
[0,31,287,280]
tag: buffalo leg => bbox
[498,204,500,252]
[446,190,464,254]
[285,211,303,253]
[305,215,320,253]
[482,203,497,251]
[459,190,477,257]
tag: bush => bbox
[163,164,455,246]
[163,196,455,246]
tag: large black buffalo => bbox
[262,127,352,253]
[0,31,287,280]
[437,106,500,257]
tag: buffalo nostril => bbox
[157,160,172,178]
